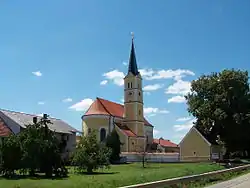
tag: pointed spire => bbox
[128,32,139,76]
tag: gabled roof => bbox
[153,139,178,148]
[179,126,212,146]
[84,97,152,127]
[0,109,79,134]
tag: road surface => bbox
[206,173,250,188]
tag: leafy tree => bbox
[72,130,111,174]
[0,114,67,177]
[0,135,22,176]
[106,129,122,162]
[185,69,250,156]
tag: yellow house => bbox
[82,36,154,152]
[179,126,222,162]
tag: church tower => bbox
[123,34,145,137]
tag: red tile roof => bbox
[0,119,12,137]
[84,97,152,127]
[116,123,136,137]
[153,139,178,148]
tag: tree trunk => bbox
[87,166,93,174]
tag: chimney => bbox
[43,113,48,119]
[33,117,38,124]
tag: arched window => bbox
[131,82,133,88]
[100,128,106,142]
[128,82,130,88]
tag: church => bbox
[81,36,153,152]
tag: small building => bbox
[179,126,222,162]
[0,109,79,159]
[152,138,179,153]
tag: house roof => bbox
[0,109,79,134]
[153,139,178,148]
[84,97,152,127]
[116,123,136,137]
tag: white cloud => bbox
[143,84,164,91]
[165,80,191,95]
[103,70,125,86]
[139,69,154,78]
[144,107,169,115]
[142,69,194,80]
[38,101,45,105]
[122,61,128,66]
[100,80,108,85]
[173,119,196,132]
[62,98,73,103]
[153,129,160,135]
[69,98,93,111]
[176,117,192,122]
[168,95,186,103]
[32,71,42,77]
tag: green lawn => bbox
[0,163,225,188]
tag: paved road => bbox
[206,173,250,188]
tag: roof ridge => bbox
[97,97,123,107]
[0,108,61,121]
[97,98,112,116]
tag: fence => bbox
[121,152,180,163]
[119,164,250,188]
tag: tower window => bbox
[131,82,133,88]
[128,83,130,88]
[139,92,141,96]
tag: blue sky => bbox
[0,0,250,143]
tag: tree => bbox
[72,130,111,174]
[0,114,67,177]
[106,129,122,162]
[185,69,250,156]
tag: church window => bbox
[139,92,141,96]
[100,128,106,142]
[128,82,130,88]
[131,82,133,88]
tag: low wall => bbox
[121,152,180,163]
[119,164,250,188]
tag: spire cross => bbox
[131,32,134,40]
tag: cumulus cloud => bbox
[165,80,191,95]
[173,119,196,132]
[69,98,93,111]
[100,80,108,85]
[141,69,194,80]
[38,101,45,105]
[102,70,125,86]
[144,107,169,115]
[32,71,42,77]
[176,117,192,122]
[143,84,164,91]
[62,98,73,103]
[101,68,194,86]
[168,95,186,103]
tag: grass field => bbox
[0,163,225,188]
